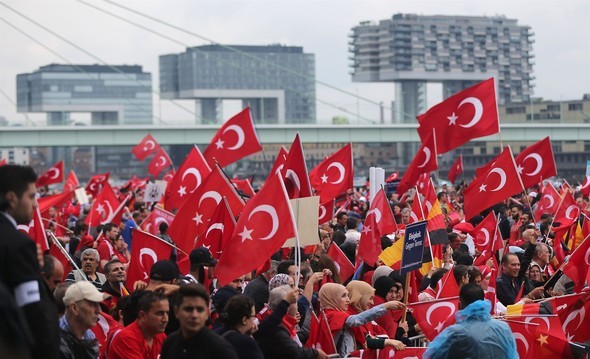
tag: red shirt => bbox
[107,321,166,359]
[97,239,115,264]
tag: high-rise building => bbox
[349,14,535,123]
[160,44,316,124]
[17,64,153,125]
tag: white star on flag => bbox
[177,185,187,197]
[479,184,487,192]
[361,225,372,235]
[96,203,105,215]
[215,138,224,149]
[321,174,329,183]
[447,112,458,125]
[193,212,203,225]
[239,227,254,242]
[516,165,524,174]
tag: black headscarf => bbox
[374,276,397,299]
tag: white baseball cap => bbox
[63,281,111,305]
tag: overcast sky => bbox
[1,0,588,125]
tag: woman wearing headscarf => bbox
[318,282,405,357]
[373,276,402,338]
[346,281,406,352]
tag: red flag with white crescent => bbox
[214,173,296,285]
[85,172,110,197]
[63,171,80,192]
[164,145,211,211]
[409,296,460,341]
[195,197,236,259]
[139,207,175,236]
[417,78,499,154]
[397,134,437,196]
[132,134,160,161]
[309,143,353,203]
[281,133,313,199]
[148,148,172,178]
[448,155,463,184]
[36,160,64,187]
[203,107,263,168]
[85,182,120,227]
[514,137,557,188]
[126,229,173,290]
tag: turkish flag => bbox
[214,173,296,285]
[148,148,172,178]
[318,199,335,225]
[17,206,50,252]
[580,175,590,197]
[267,146,289,181]
[309,143,353,203]
[548,292,590,342]
[448,155,463,184]
[231,178,256,198]
[37,190,74,218]
[508,315,572,358]
[463,147,524,219]
[417,78,499,154]
[472,211,503,252]
[63,171,80,192]
[415,172,430,193]
[86,172,110,197]
[121,176,149,193]
[281,133,313,199]
[372,188,397,236]
[36,160,64,187]
[164,145,211,211]
[554,191,579,225]
[327,242,355,282]
[85,182,120,227]
[514,137,557,188]
[436,266,460,299]
[409,192,426,223]
[409,296,460,341]
[168,165,245,255]
[397,134,437,195]
[0,158,5,166]
[91,312,121,359]
[505,319,536,359]
[49,241,72,282]
[305,311,337,354]
[163,169,175,183]
[132,134,160,161]
[357,214,382,267]
[485,268,497,315]
[385,172,399,182]
[561,234,590,293]
[535,182,561,220]
[126,229,173,290]
[203,107,262,168]
[139,207,175,236]
[195,197,236,259]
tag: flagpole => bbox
[48,231,86,280]
[432,129,441,184]
[278,173,301,288]
[493,78,503,149]
[41,218,73,234]
[135,228,189,256]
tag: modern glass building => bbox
[17,64,153,125]
[159,44,316,124]
[349,14,535,123]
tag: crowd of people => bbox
[1,163,590,359]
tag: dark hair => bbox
[317,254,342,284]
[460,283,485,308]
[429,268,448,289]
[336,212,348,221]
[132,211,141,220]
[176,283,210,307]
[501,253,518,266]
[42,254,57,281]
[0,165,37,211]
[103,223,117,234]
[332,231,346,246]
[73,222,88,236]
[346,217,358,230]
[277,260,295,275]
[437,191,447,201]
[221,295,255,328]
[510,203,523,211]
[467,266,482,284]
[104,259,123,275]
[159,222,168,233]
[453,265,469,285]
[138,290,168,314]
[113,295,130,323]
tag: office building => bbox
[17,64,153,125]
[160,44,316,124]
[349,14,535,123]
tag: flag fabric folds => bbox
[164,145,211,211]
[132,134,160,161]
[514,137,557,188]
[448,155,463,184]
[417,78,499,154]
[36,160,64,187]
[203,107,263,168]
[309,143,353,203]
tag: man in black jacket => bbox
[0,165,59,359]
[215,295,264,359]
[161,284,238,359]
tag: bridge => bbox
[1,123,589,147]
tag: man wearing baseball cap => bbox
[59,281,111,359]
